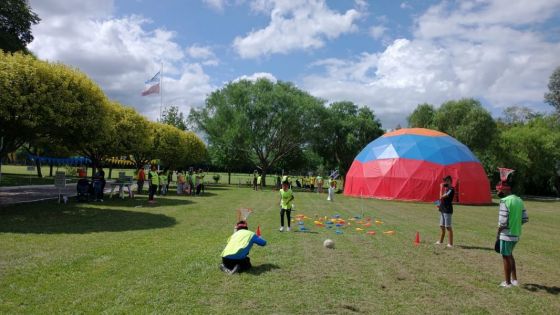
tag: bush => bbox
[212,174,220,184]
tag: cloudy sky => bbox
[28,0,560,128]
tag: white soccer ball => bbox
[323,239,335,249]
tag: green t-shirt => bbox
[502,194,525,237]
[280,188,293,209]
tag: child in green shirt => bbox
[279,181,294,232]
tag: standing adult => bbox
[195,168,204,195]
[137,167,145,194]
[253,170,258,191]
[93,166,106,202]
[187,168,194,195]
[176,170,185,195]
[496,181,529,288]
[316,175,323,193]
[276,174,281,190]
[148,165,159,204]
[436,176,455,247]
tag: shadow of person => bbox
[456,245,494,251]
[0,203,177,234]
[245,263,280,275]
[191,192,218,197]
[523,283,560,295]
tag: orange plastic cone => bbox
[414,231,420,245]
[256,225,262,237]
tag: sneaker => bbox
[287,227,291,232]
[446,244,453,248]
[435,241,442,245]
[219,264,229,274]
[511,280,519,286]
[229,264,240,275]
[499,281,512,288]
[279,226,284,232]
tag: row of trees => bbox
[189,79,383,185]
[407,97,560,195]
[191,68,560,195]
[0,52,206,177]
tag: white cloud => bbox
[400,2,412,10]
[203,0,228,11]
[233,0,363,58]
[186,44,219,66]
[232,72,277,83]
[368,25,387,40]
[28,0,215,121]
[303,0,560,128]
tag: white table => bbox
[109,181,134,199]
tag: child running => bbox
[279,181,294,232]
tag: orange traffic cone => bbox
[256,225,262,237]
[414,231,420,245]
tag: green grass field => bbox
[1,185,558,314]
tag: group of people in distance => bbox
[252,171,338,203]
[436,175,529,288]
[135,165,206,204]
[175,168,205,196]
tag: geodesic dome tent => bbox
[344,128,491,204]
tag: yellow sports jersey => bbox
[280,188,293,209]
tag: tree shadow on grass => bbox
[523,283,560,295]
[245,263,280,275]
[0,203,176,234]
[203,185,230,191]
[456,245,494,251]
[92,195,194,208]
[190,192,218,198]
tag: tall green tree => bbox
[153,123,206,170]
[78,101,118,175]
[432,98,497,154]
[0,0,40,53]
[0,52,109,164]
[190,79,324,186]
[545,66,560,114]
[496,116,560,195]
[407,103,436,128]
[190,89,251,183]
[500,106,539,125]
[112,105,152,159]
[161,105,187,131]
[313,101,384,181]
[128,119,156,170]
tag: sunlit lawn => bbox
[0,185,558,314]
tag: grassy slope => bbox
[0,185,558,314]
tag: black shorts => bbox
[222,257,252,271]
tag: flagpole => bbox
[160,62,163,121]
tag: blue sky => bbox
[28,0,560,128]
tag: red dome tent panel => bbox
[344,128,491,204]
